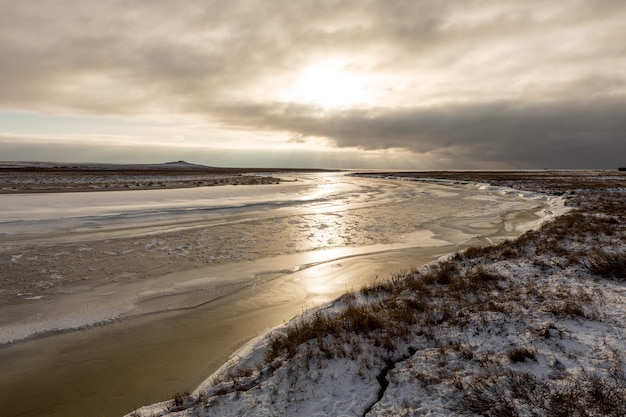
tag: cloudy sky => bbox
[1,1,625,169]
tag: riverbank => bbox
[0,172,560,417]
[0,165,290,193]
[129,170,626,417]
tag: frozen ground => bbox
[128,170,626,417]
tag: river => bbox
[0,172,554,416]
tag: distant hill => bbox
[0,161,336,174]
[0,161,214,170]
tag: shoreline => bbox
[0,168,288,194]
[184,180,568,391]
[0,245,456,417]
[128,170,626,417]
[0,171,584,414]
[0,164,335,194]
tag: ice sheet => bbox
[0,173,563,345]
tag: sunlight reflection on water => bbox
[0,172,557,417]
[0,172,551,341]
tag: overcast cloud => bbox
[1,0,625,168]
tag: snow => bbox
[127,172,626,417]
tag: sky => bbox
[1,0,625,169]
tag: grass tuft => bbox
[507,347,536,363]
[585,251,626,280]
[168,390,191,412]
[459,367,626,417]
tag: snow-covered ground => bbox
[128,171,626,417]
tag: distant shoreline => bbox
[0,167,333,194]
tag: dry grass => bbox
[585,251,626,279]
[167,390,192,412]
[506,347,536,363]
[459,362,626,417]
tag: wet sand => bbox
[0,174,551,416]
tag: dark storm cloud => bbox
[209,97,626,168]
[1,0,625,167]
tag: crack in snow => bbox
[364,347,418,416]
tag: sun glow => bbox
[293,62,367,109]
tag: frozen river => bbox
[0,172,559,416]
